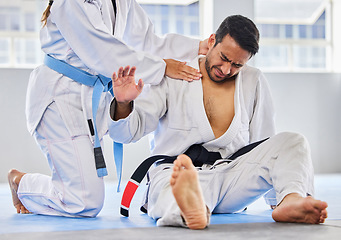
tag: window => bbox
[140,1,200,37]
[25,13,36,32]
[0,7,20,31]
[0,0,200,68]
[254,0,331,72]
[15,38,41,66]
[0,1,45,68]
[0,39,10,65]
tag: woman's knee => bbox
[60,181,105,217]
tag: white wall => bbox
[212,0,254,28]
[0,68,51,183]
[266,72,341,173]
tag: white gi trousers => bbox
[146,132,315,227]
[19,72,111,217]
[18,102,105,217]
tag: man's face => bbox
[205,34,251,83]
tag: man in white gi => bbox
[109,15,328,229]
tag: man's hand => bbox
[111,66,144,120]
[112,66,144,104]
[164,59,202,82]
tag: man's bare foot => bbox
[272,193,328,224]
[170,154,208,230]
[8,169,30,214]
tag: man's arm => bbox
[113,101,132,121]
[109,66,168,144]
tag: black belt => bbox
[120,138,269,217]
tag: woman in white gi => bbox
[109,15,328,229]
[8,0,208,217]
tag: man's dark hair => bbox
[215,15,260,57]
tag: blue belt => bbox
[44,54,123,191]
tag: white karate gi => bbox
[20,0,200,217]
[109,56,315,227]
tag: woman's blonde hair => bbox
[41,1,54,26]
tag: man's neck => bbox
[199,57,235,89]
[199,57,213,88]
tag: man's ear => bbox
[208,34,216,49]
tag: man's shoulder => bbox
[239,65,269,100]
[241,64,263,78]
[240,64,267,86]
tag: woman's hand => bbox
[164,59,202,82]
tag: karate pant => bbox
[146,132,315,227]
[18,101,106,217]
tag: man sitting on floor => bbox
[108,15,328,229]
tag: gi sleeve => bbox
[108,80,168,144]
[249,71,276,142]
[50,0,165,85]
[122,0,201,62]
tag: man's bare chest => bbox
[203,85,235,138]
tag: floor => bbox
[0,174,340,239]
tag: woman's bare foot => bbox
[170,154,208,230]
[8,169,30,214]
[272,193,328,224]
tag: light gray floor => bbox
[1,222,341,240]
[1,174,340,239]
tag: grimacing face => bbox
[204,34,251,83]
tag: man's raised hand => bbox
[112,66,144,104]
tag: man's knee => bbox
[276,132,309,150]
[274,132,313,172]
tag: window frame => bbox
[254,1,332,73]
